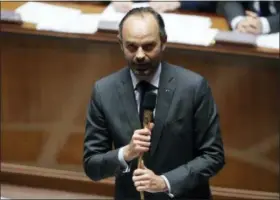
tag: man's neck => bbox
[130,62,162,89]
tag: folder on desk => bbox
[256,32,279,50]
[0,10,23,24]
[98,3,148,31]
[98,3,214,46]
[214,31,257,46]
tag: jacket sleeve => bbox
[162,78,225,197]
[83,83,122,181]
[266,13,280,33]
[263,1,280,33]
[217,1,246,26]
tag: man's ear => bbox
[161,35,167,51]
[117,34,124,51]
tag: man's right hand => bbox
[123,123,154,162]
[236,11,262,35]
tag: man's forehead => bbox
[121,14,159,39]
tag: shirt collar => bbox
[130,63,162,90]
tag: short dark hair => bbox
[118,7,167,39]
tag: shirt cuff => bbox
[161,175,174,198]
[231,16,245,30]
[260,17,271,34]
[118,147,130,173]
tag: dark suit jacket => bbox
[217,1,280,33]
[83,62,225,200]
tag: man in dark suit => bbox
[84,7,225,200]
[218,1,280,34]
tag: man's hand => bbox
[236,18,251,33]
[236,11,262,35]
[112,1,133,13]
[150,1,181,12]
[123,123,154,162]
[133,162,167,193]
[245,11,262,34]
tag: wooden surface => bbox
[1,1,279,198]
[1,163,279,200]
[1,184,112,199]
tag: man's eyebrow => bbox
[125,40,156,45]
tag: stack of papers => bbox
[15,2,100,34]
[256,32,279,50]
[37,14,100,34]
[1,10,23,24]
[15,2,81,24]
[16,2,217,45]
[214,31,257,46]
[161,13,215,46]
[98,3,215,46]
[98,2,150,30]
[167,28,218,46]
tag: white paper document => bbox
[98,3,125,31]
[161,13,214,46]
[36,14,100,34]
[167,28,218,46]
[99,3,214,46]
[100,1,150,22]
[256,32,280,49]
[162,13,212,31]
[15,2,81,24]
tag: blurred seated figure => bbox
[110,1,217,13]
[217,1,280,35]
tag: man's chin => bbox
[133,69,151,77]
[129,63,158,77]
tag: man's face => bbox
[119,14,166,78]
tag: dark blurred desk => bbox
[1,1,279,199]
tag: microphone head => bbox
[143,92,157,111]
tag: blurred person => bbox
[218,1,280,34]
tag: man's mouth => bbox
[136,68,148,71]
[134,67,150,76]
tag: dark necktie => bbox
[137,81,155,127]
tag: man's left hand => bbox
[132,162,167,193]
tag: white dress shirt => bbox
[117,63,174,198]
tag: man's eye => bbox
[127,44,138,52]
[143,44,155,51]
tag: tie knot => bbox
[136,81,155,92]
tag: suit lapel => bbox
[151,62,176,156]
[116,68,141,134]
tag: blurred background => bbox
[0,1,279,199]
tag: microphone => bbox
[142,91,157,128]
[138,91,157,200]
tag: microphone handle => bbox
[138,110,153,200]
[138,154,144,200]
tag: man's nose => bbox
[135,48,145,63]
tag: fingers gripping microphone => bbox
[138,91,157,200]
